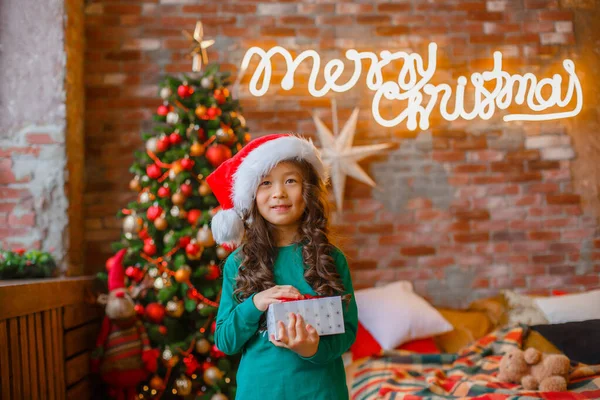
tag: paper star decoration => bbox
[182,21,215,72]
[313,100,394,212]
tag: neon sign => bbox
[239,43,582,130]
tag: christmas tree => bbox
[98,60,249,400]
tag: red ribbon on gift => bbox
[277,294,322,303]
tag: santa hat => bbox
[206,133,328,246]
[108,249,127,292]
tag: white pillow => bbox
[534,289,600,324]
[354,280,453,350]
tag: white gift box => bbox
[267,296,345,340]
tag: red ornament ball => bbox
[180,157,194,171]
[158,325,168,335]
[143,240,157,256]
[205,145,232,168]
[177,84,193,98]
[205,264,220,280]
[187,209,202,225]
[180,183,193,197]
[146,164,162,180]
[179,236,191,248]
[138,228,149,240]
[134,304,145,316]
[206,106,220,119]
[169,132,183,145]
[210,344,226,359]
[157,136,170,152]
[145,302,166,324]
[186,242,202,257]
[157,186,171,198]
[125,266,137,278]
[146,205,163,221]
[183,354,199,375]
[157,105,170,116]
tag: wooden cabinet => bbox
[0,277,100,400]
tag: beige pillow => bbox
[503,290,548,326]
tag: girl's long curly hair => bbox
[233,159,346,303]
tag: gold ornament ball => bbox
[172,192,186,206]
[199,181,212,196]
[195,338,211,354]
[216,128,233,144]
[174,265,191,282]
[216,246,229,260]
[154,217,168,231]
[150,375,165,390]
[203,366,224,385]
[195,105,207,118]
[166,300,184,318]
[123,215,142,234]
[129,177,142,192]
[190,142,205,157]
[196,225,215,247]
[211,394,228,400]
[175,375,192,396]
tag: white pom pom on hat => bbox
[205,133,328,246]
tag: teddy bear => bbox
[498,347,571,392]
[91,249,159,400]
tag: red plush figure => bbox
[91,249,159,400]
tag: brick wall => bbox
[83,0,599,307]
[0,0,69,266]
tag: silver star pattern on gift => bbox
[312,100,394,212]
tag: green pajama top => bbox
[214,244,358,400]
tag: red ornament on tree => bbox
[157,135,171,152]
[134,304,145,316]
[187,209,202,225]
[158,326,168,335]
[177,84,193,98]
[206,145,232,168]
[125,266,143,282]
[138,228,149,240]
[169,132,183,145]
[179,236,191,248]
[186,242,202,258]
[211,320,217,334]
[205,264,220,280]
[210,344,226,359]
[145,303,166,324]
[180,157,194,170]
[146,205,163,222]
[143,240,157,256]
[157,104,170,116]
[157,186,171,198]
[146,164,162,179]
[206,106,221,120]
[180,183,193,197]
[183,354,199,376]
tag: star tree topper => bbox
[313,100,394,212]
[182,21,215,73]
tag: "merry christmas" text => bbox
[239,43,582,130]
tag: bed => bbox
[345,294,600,400]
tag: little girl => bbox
[206,134,358,400]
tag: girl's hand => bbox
[252,285,304,312]
[269,313,319,358]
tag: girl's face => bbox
[255,161,306,231]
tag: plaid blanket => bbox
[351,325,600,400]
